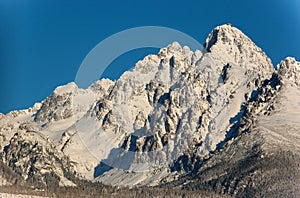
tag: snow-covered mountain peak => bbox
[205,23,239,51]
[53,82,78,95]
[87,78,115,94]
[204,23,264,51]
[277,57,300,85]
[278,57,300,71]
[204,24,274,79]
[166,41,182,52]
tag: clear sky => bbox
[0,0,299,113]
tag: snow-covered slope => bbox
[0,24,299,194]
[170,57,300,196]
[259,57,300,152]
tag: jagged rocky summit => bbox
[0,24,299,197]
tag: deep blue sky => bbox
[0,0,299,113]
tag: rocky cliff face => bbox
[0,24,299,196]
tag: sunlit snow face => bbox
[73,26,213,172]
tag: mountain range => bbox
[0,24,299,197]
